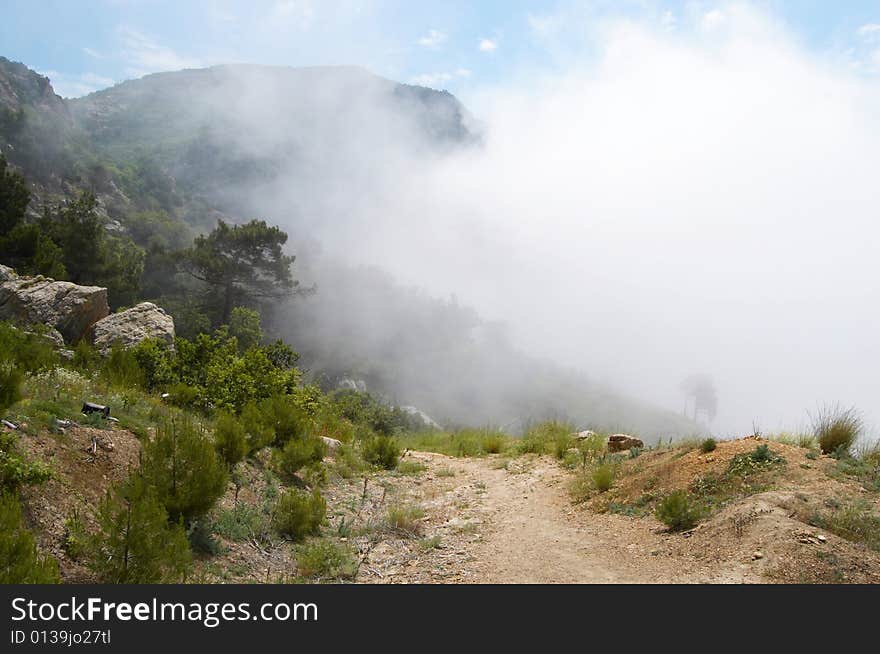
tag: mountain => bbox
[0,56,700,438]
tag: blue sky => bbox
[3,0,880,99]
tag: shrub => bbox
[90,477,190,583]
[0,361,23,413]
[139,416,228,522]
[258,395,309,446]
[213,412,248,468]
[655,490,702,531]
[0,432,52,493]
[517,421,572,456]
[387,504,425,535]
[213,503,270,543]
[811,502,880,552]
[397,460,426,475]
[0,492,59,583]
[62,508,88,561]
[165,382,202,411]
[274,436,326,479]
[592,463,615,492]
[481,432,505,454]
[101,342,145,389]
[361,434,401,470]
[131,338,176,391]
[296,539,357,580]
[813,405,862,456]
[700,438,717,453]
[272,489,326,541]
[240,400,275,452]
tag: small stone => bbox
[817,534,827,543]
[752,551,763,560]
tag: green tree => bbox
[139,416,228,523]
[90,477,191,583]
[0,492,59,583]
[182,219,298,324]
[228,306,263,351]
[213,412,249,468]
[0,154,28,234]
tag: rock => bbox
[400,405,442,430]
[607,433,644,452]
[0,264,17,282]
[752,551,763,560]
[573,430,597,441]
[817,534,827,543]
[0,270,109,343]
[89,302,175,353]
[322,436,343,454]
[337,378,367,393]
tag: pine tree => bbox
[90,476,191,584]
[139,416,228,523]
[0,492,59,583]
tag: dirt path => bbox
[384,452,761,584]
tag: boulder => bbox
[0,264,17,282]
[607,433,644,453]
[322,437,343,454]
[0,271,109,343]
[90,302,175,353]
[573,430,597,441]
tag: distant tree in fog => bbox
[680,374,717,423]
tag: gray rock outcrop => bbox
[90,302,175,353]
[0,268,109,343]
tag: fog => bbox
[326,6,880,438]
[150,5,880,438]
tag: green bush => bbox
[700,438,717,453]
[655,490,702,531]
[101,342,145,389]
[0,492,59,583]
[0,321,58,373]
[592,463,615,492]
[272,489,326,541]
[139,416,228,522]
[813,405,862,456]
[212,502,271,543]
[296,539,356,580]
[90,477,191,583]
[481,432,505,454]
[0,362,22,413]
[131,338,176,391]
[258,395,309,446]
[0,432,52,493]
[361,434,401,470]
[274,436,326,479]
[213,412,248,468]
[811,502,880,552]
[387,504,425,535]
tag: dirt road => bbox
[373,452,759,584]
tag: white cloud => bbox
[417,29,447,48]
[858,23,880,41]
[478,38,498,53]
[38,70,115,98]
[660,10,676,31]
[117,26,201,77]
[701,9,726,31]
[82,47,103,59]
[410,68,471,88]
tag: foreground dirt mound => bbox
[585,437,880,583]
[16,425,141,582]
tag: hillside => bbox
[0,56,699,439]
